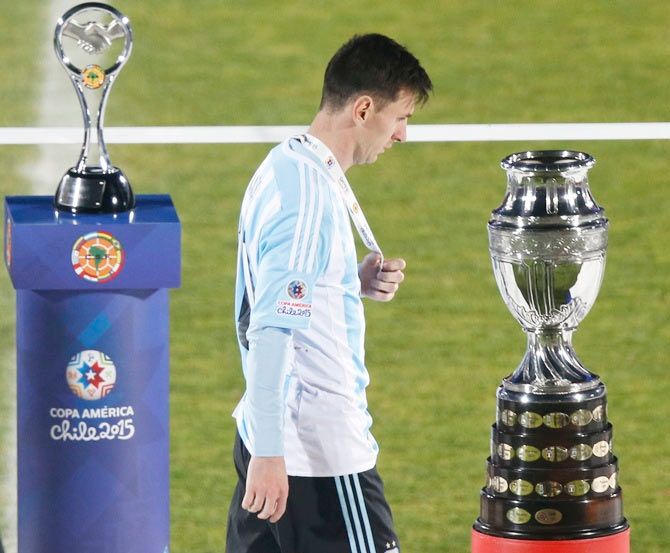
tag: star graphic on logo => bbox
[291,282,303,296]
[78,361,105,389]
[288,280,307,299]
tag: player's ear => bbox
[352,95,374,126]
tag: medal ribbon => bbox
[295,133,384,267]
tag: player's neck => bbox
[307,110,356,172]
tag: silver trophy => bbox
[474,151,627,541]
[54,2,134,213]
[488,150,607,395]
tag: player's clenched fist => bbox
[359,253,406,302]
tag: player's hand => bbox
[359,253,406,302]
[241,456,289,523]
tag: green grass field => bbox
[1,1,669,552]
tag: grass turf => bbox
[1,1,669,552]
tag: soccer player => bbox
[227,33,432,553]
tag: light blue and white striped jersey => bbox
[233,135,379,477]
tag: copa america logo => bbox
[66,350,117,400]
[287,280,307,300]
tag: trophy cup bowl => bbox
[488,150,608,394]
[53,2,134,213]
[473,151,628,547]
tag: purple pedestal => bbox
[5,195,180,553]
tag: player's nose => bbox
[392,120,407,143]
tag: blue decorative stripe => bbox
[335,476,359,553]
[353,474,377,553]
[343,474,368,552]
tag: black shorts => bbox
[226,432,400,553]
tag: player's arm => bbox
[359,252,406,302]
[241,324,291,523]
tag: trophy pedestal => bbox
[4,195,180,553]
[472,526,630,553]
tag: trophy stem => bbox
[73,78,115,173]
[503,329,601,394]
[73,78,92,174]
[94,75,114,171]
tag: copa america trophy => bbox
[53,2,134,213]
[472,151,630,553]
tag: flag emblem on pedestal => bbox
[71,231,124,283]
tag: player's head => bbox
[318,33,433,113]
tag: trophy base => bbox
[475,381,627,541]
[472,526,629,553]
[55,167,135,213]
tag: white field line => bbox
[2,122,670,145]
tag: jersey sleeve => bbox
[250,163,331,330]
[242,324,293,456]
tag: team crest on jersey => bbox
[71,231,124,283]
[287,280,307,300]
[66,350,117,401]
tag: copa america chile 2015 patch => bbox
[276,279,312,318]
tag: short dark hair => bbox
[319,33,433,111]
